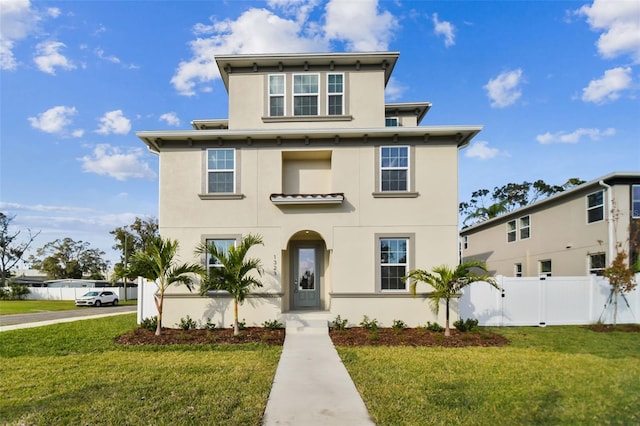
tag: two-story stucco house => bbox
[137,51,482,328]
[460,172,640,277]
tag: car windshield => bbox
[84,292,99,296]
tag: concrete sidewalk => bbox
[262,320,375,425]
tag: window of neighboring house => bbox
[507,220,517,242]
[520,216,531,239]
[587,190,604,223]
[205,239,235,276]
[385,117,399,127]
[268,74,285,117]
[380,146,409,192]
[380,237,408,291]
[293,74,319,116]
[514,263,523,277]
[462,236,468,250]
[632,185,640,219]
[540,260,552,277]
[207,148,235,193]
[327,73,343,115]
[589,253,606,276]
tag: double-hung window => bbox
[380,146,409,192]
[587,190,604,223]
[207,148,235,193]
[205,239,235,276]
[632,185,640,218]
[589,253,606,276]
[293,74,319,116]
[507,220,517,242]
[379,238,408,291]
[269,75,285,117]
[327,73,343,115]
[540,260,552,277]
[519,216,530,239]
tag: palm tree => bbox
[195,234,264,336]
[128,237,205,336]
[463,200,509,226]
[405,260,497,336]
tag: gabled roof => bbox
[215,51,400,91]
[460,171,640,234]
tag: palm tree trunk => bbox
[233,299,239,336]
[155,294,163,336]
[444,300,451,337]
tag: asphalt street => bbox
[0,305,136,327]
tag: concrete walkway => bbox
[262,320,375,426]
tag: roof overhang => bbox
[385,102,432,125]
[137,125,483,153]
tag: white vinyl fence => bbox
[25,287,137,301]
[137,277,158,323]
[460,275,639,326]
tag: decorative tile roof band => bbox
[269,193,345,205]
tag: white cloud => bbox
[536,127,615,144]
[33,40,75,74]
[96,110,131,135]
[464,141,507,160]
[432,13,455,47]
[324,0,398,51]
[80,144,157,181]
[0,0,41,70]
[171,0,398,96]
[94,47,120,64]
[28,105,78,134]
[577,0,640,63]
[581,67,632,104]
[384,77,407,101]
[484,69,524,108]
[159,112,181,127]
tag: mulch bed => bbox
[583,323,640,333]
[115,326,509,347]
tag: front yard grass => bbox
[337,325,640,425]
[0,314,281,425]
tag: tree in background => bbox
[460,178,584,226]
[195,234,264,336]
[28,238,109,280]
[128,237,205,336]
[0,213,40,286]
[405,260,497,337]
[110,217,159,299]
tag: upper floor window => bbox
[589,253,606,276]
[633,185,640,218]
[540,259,552,277]
[462,235,468,250]
[207,148,235,193]
[380,238,408,291]
[385,117,399,127]
[519,216,530,239]
[327,73,343,115]
[507,220,517,242]
[380,146,409,192]
[269,75,285,117]
[587,190,604,223]
[293,74,319,116]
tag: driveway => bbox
[0,305,136,327]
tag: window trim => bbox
[589,252,606,276]
[201,235,242,289]
[514,263,523,277]
[539,259,552,277]
[293,73,320,116]
[375,233,414,292]
[519,215,531,240]
[378,145,410,193]
[586,190,604,224]
[507,220,517,243]
[385,117,399,127]
[206,148,237,194]
[268,74,286,117]
[327,73,344,116]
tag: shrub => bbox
[0,287,9,300]
[230,318,247,330]
[331,315,348,331]
[202,318,217,331]
[360,315,380,332]
[424,321,445,332]
[454,318,479,332]
[263,319,283,329]
[392,319,407,331]
[177,315,198,330]
[140,316,158,332]
[7,283,30,300]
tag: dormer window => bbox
[293,74,319,116]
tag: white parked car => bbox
[75,291,119,307]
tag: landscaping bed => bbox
[116,327,286,345]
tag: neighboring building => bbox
[137,51,482,327]
[460,172,640,277]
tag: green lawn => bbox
[0,314,282,425]
[338,326,640,425]
[0,299,137,315]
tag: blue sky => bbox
[1,0,639,268]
